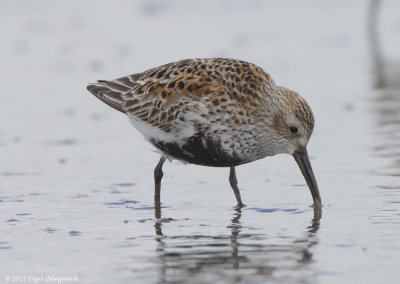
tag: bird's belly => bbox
[150,135,249,167]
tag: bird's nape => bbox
[293,148,321,207]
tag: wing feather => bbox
[87,58,275,133]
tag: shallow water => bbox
[1,0,400,283]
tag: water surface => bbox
[1,1,400,283]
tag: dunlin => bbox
[87,58,321,209]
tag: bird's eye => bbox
[289,126,298,134]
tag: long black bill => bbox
[293,148,321,206]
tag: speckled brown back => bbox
[87,58,277,133]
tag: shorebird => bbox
[87,58,321,209]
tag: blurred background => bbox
[1,0,400,283]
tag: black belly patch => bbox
[150,135,244,167]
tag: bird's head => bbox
[270,87,321,206]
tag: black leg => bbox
[229,166,245,207]
[154,156,166,218]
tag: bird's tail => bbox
[86,80,131,113]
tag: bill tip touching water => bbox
[87,58,321,210]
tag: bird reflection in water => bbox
[153,205,321,283]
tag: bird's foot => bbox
[233,202,246,210]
